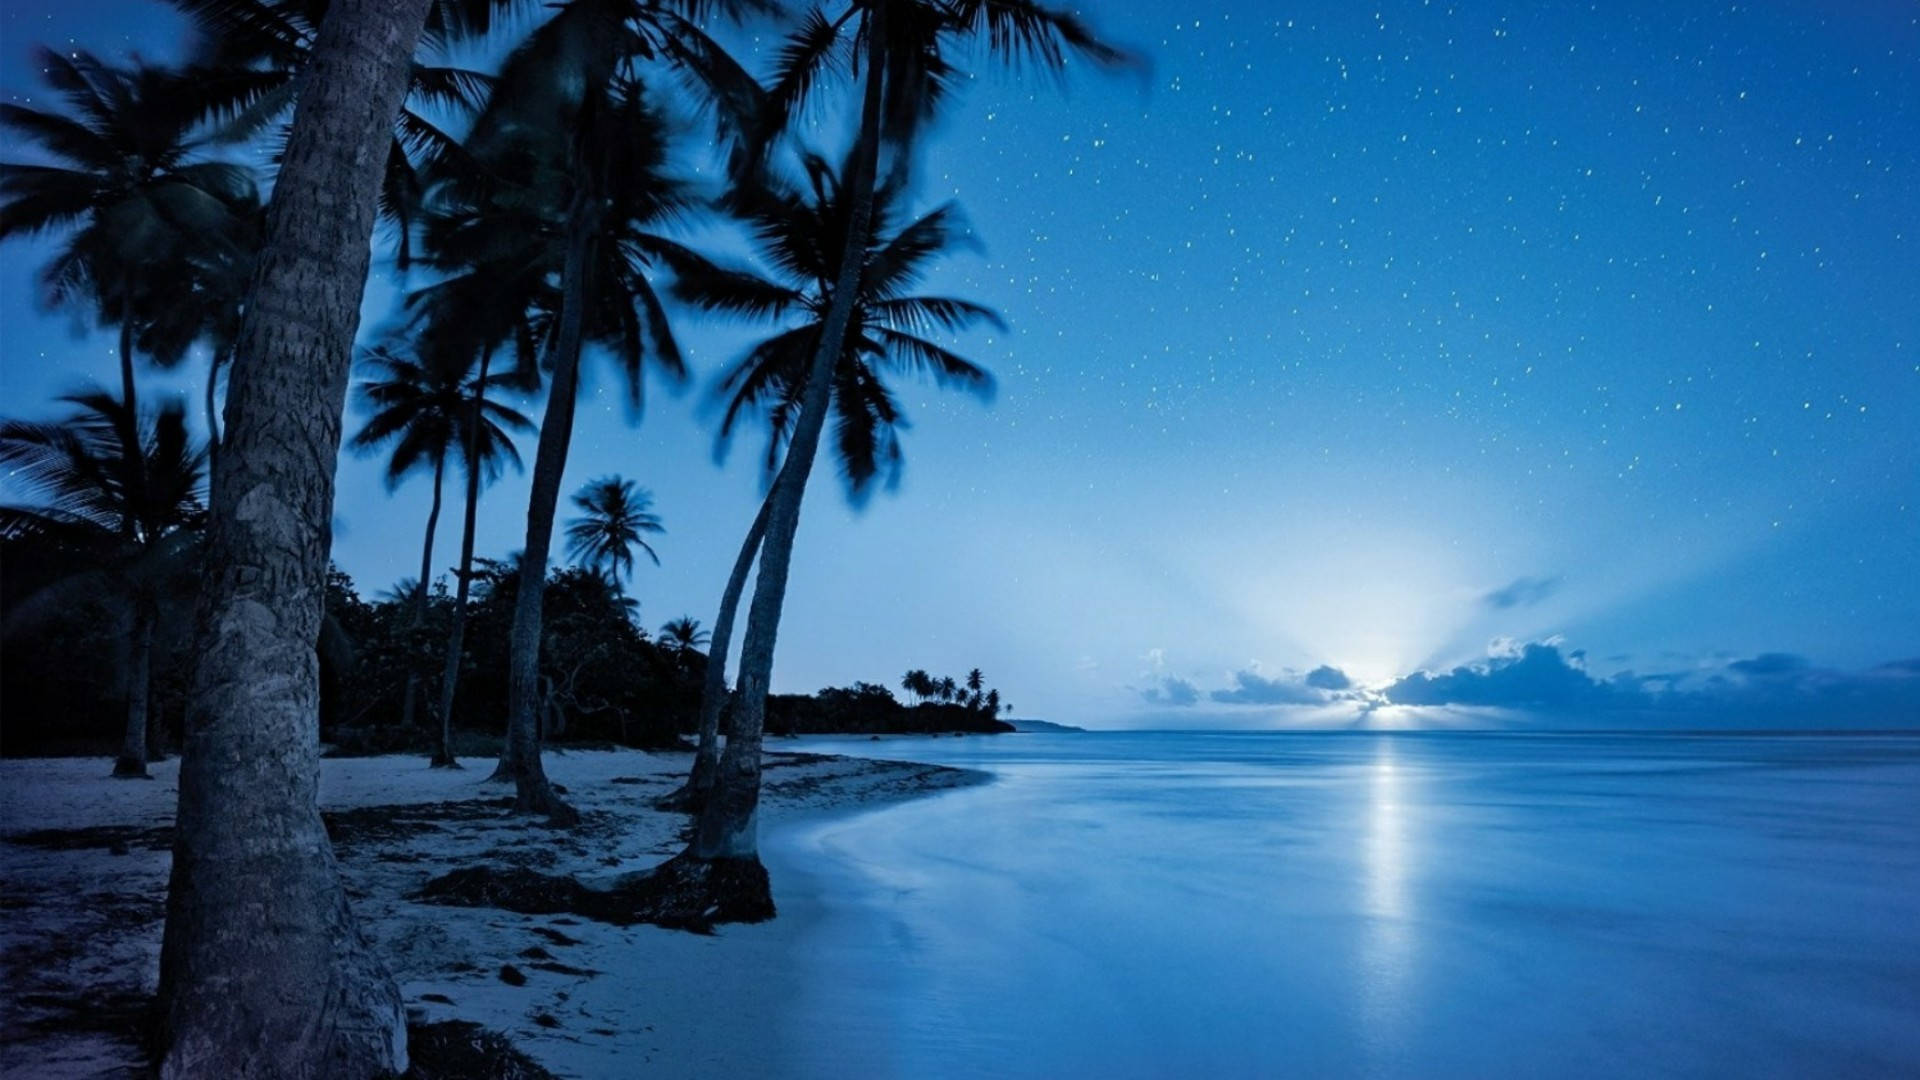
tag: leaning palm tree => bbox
[152,3,435,1072]
[0,390,207,778]
[0,49,257,518]
[564,476,665,589]
[653,153,997,816]
[672,0,1138,905]
[448,0,759,820]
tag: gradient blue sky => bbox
[3,1,1916,727]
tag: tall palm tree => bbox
[0,390,208,778]
[163,0,530,269]
[564,476,665,589]
[349,344,532,731]
[680,0,1137,892]
[429,345,533,768]
[452,0,759,820]
[154,1,436,1073]
[0,49,257,521]
[655,154,999,810]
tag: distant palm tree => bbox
[939,675,958,704]
[0,389,206,777]
[985,688,1000,715]
[966,667,984,694]
[660,616,709,652]
[565,477,664,589]
[351,346,455,728]
[1,49,256,513]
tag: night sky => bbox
[3,1,1916,727]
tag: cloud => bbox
[1728,652,1809,677]
[1482,575,1562,610]
[1210,669,1334,706]
[1304,665,1352,691]
[1384,642,1613,710]
[1140,676,1200,707]
[1380,641,1920,728]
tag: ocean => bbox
[757,732,1920,1078]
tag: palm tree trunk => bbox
[400,454,445,729]
[154,1,432,1075]
[692,6,889,861]
[116,315,143,542]
[432,350,493,769]
[662,492,771,809]
[112,589,155,779]
[204,346,227,469]
[491,192,593,824]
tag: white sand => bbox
[0,747,986,1079]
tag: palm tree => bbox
[452,0,758,821]
[660,616,709,653]
[565,476,665,589]
[658,155,998,811]
[966,667,984,694]
[1,49,258,518]
[163,0,528,269]
[682,0,1137,894]
[0,390,207,777]
[153,2,436,1073]
[348,343,532,739]
[428,346,533,768]
[939,675,958,704]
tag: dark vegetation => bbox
[0,546,1016,755]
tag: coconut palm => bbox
[678,0,1137,902]
[660,616,709,653]
[655,151,998,822]
[451,0,759,821]
[162,0,532,268]
[349,343,532,731]
[0,390,207,778]
[153,3,435,1072]
[565,476,665,589]
[0,49,258,518]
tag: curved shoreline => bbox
[0,748,983,1079]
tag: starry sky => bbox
[3,1,1917,728]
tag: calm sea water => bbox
[756,732,1920,1079]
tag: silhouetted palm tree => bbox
[1,389,207,777]
[163,0,529,268]
[565,476,665,589]
[1,49,257,516]
[659,154,998,810]
[685,0,1137,893]
[452,0,759,820]
[661,616,709,652]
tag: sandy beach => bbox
[0,748,987,1078]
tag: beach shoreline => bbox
[0,747,987,1079]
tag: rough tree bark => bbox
[691,5,889,864]
[658,493,771,811]
[491,193,594,824]
[153,1,433,1076]
[399,454,445,730]
[432,350,493,769]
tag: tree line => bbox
[0,0,1135,1074]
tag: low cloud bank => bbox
[1378,643,1920,728]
